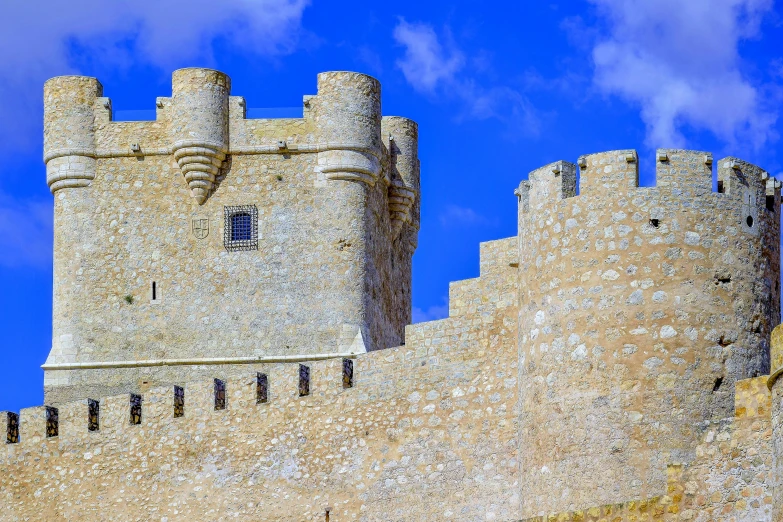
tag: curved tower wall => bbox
[43,69,419,404]
[517,149,780,516]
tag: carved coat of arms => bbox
[192,218,209,239]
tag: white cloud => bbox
[393,19,540,135]
[0,0,310,150]
[393,19,464,93]
[0,192,52,269]
[412,298,449,323]
[439,205,495,228]
[588,0,776,148]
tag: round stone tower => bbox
[516,149,780,516]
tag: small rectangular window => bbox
[299,365,310,397]
[6,412,19,444]
[766,195,775,211]
[717,180,724,193]
[224,205,259,251]
[88,399,100,432]
[214,379,226,410]
[45,406,59,438]
[174,386,185,418]
[256,373,268,404]
[343,358,354,388]
[130,394,142,425]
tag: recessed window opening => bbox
[717,180,724,193]
[214,379,226,410]
[88,399,100,431]
[650,218,660,228]
[256,373,268,404]
[712,377,724,392]
[299,364,310,397]
[224,205,259,251]
[174,386,184,418]
[45,406,59,438]
[130,394,142,425]
[6,412,19,444]
[343,359,354,389]
[746,216,754,227]
[152,281,157,301]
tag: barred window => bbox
[130,394,142,425]
[224,205,258,251]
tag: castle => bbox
[0,68,782,521]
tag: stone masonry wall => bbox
[0,238,518,522]
[516,149,780,516]
[43,69,420,404]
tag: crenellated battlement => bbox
[517,148,780,216]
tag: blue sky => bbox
[1,0,782,411]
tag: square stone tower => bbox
[42,68,419,404]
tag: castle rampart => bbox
[5,70,783,520]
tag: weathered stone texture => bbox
[42,69,419,404]
[1,69,783,521]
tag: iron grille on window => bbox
[174,386,185,418]
[299,364,310,397]
[214,379,226,410]
[256,373,268,404]
[224,205,258,251]
[45,406,59,438]
[6,412,19,444]
[130,394,142,425]
[343,358,354,388]
[88,399,100,432]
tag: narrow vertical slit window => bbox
[766,195,775,211]
[45,406,59,438]
[174,386,185,418]
[343,358,354,388]
[88,399,100,432]
[299,364,310,397]
[6,412,19,444]
[214,379,226,410]
[717,180,724,193]
[130,394,142,425]
[256,373,268,404]
[152,281,157,301]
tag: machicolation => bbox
[1,68,783,521]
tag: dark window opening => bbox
[712,377,724,392]
[746,215,754,227]
[214,379,226,410]
[224,205,259,251]
[152,281,157,301]
[130,394,142,425]
[717,180,724,193]
[299,364,310,397]
[6,412,19,444]
[649,218,660,228]
[45,406,59,438]
[88,399,100,431]
[343,358,354,389]
[767,195,776,211]
[174,386,184,418]
[256,373,268,404]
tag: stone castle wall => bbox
[0,237,520,522]
[516,149,781,516]
[43,69,419,404]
